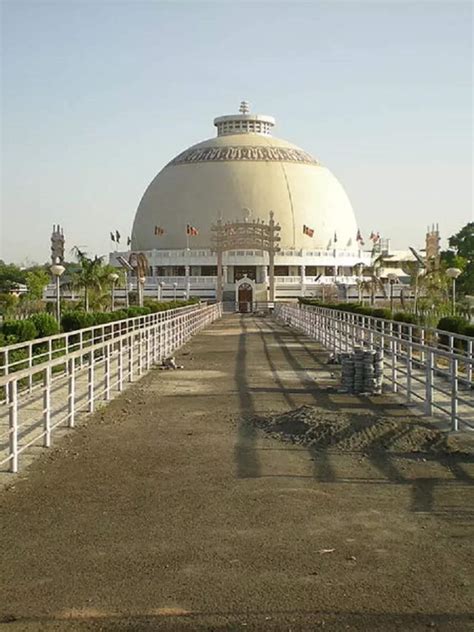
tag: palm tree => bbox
[70,247,108,312]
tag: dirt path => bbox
[0,315,473,631]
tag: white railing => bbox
[0,303,222,473]
[275,303,473,431]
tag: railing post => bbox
[8,380,18,473]
[28,342,33,394]
[406,339,412,403]
[146,331,151,370]
[451,357,458,432]
[88,351,95,413]
[68,357,75,428]
[425,350,433,415]
[104,343,111,400]
[118,338,124,391]
[138,331,143,375]
[128,335,134,382]
[467,339,472,385]
[43,365,51,447]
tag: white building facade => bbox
[111,102,372,304]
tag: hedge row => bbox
[437,316,474,339]
[298,299,419,325]
[298,299,474,339]
[0,299,200,345]
[61,299,199,332]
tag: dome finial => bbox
[239,100,250,114]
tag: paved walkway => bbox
[0,315,473,631]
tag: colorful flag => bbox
[369,231,375,241]
[370,232,380,243]
[115,230,121,243]
[303,224,314,237]
[127,236,131,246]
[186,224,199,236]
[154,226,165,236]
[110,231,115,242]
[333,231,338,244]
[356,229,365,246]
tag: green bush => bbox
[122,306,151,318]
[371,308,392,320]
[1,319,38,342]
[393,312,418,324]
[437,316,468,350]
[28,313,59,338]
[464,324,474,339]
[61,311,95,332]
[437,316,467,335]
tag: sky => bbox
[1,0,472,264]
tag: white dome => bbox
[131,106,357,251]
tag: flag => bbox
[127,236,131,246]
[370,232,380,243]
[110,232,115,242]
[115,230,121,243]
[154,226,165,236]
[303,224,314,237]
[333,231,338,244]
[369,231,375,241]
[356,229,365,246]
[186,224,199,236]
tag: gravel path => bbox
[0,314,473,631]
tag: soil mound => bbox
[254,406,466,455]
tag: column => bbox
[223,265,228,284]
[300,265,306,297]
[185,265,190,299]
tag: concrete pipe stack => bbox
[340,348,384,394]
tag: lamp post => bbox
[109,272,119,311]
[387,272,398,312]
[446,268,462,315]
[50,262,65,323]
[355,262,364,302]
[157,281,165,301]
[138,276,146,307]
[173,282,178,302]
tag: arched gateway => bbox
[211,211,281,304]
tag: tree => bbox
[25,268,50,300]
[69,248,122,312]
[441,222,474,297]
[0,261,26,293]
[70,248,107,312]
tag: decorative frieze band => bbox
[168,145,319,167]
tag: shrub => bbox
[61,311,95,333]
[28,313,59,338]
[437,316,468,350]
[464,324,474,339]
[1,319,38,342]
[436,316,467,335]
[371,308,392,320]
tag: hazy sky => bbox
[1,0,472,264]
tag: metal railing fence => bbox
[275,303,473,432]
[0,303,222,473]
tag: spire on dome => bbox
[239,100,250,114]
[213,102,275,137]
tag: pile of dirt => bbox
[253,405,466,455]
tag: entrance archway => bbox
[238,282,253,313]
[211,211,281,303]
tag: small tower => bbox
[214,100,275,136]
[425,224,440,272]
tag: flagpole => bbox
[186,223,189,250]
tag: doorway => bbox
[238,283,253,313]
